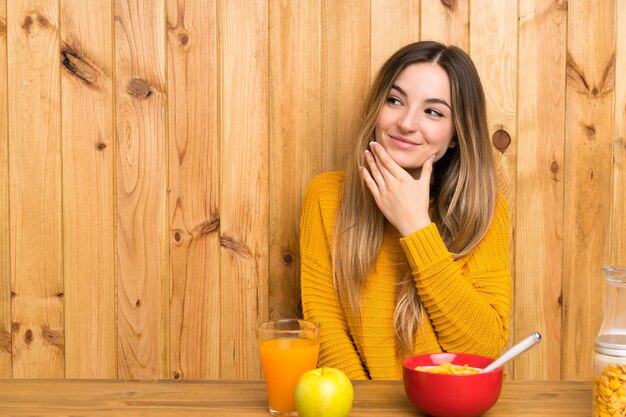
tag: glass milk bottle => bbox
[592,266,626,417]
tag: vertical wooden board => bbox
[115,0,168,379]
[370,0,419,80]
[562,0,615,380]
[167,0,221,379]
[470,0,517,200]
[515,0,566,380]
[321,1,370,170]
[607,0,626,265]
[61,0,116,378]
[470,0,517,378]
[0,0,10,378]
[7,0,63,378]
[219,0,269,379]
[420,0,469,51]
[268,0,321,321]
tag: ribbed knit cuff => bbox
[398,223,449,271]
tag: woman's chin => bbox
[392,158,423,172]
[386,156,423,177]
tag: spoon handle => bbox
[480,332,542,373]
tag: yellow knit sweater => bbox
[300,171,512,380]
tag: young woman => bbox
[300,41,512,380]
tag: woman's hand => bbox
[361,141,434,237]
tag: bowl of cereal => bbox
[402,352,503,417]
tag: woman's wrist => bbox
[398,217,432,237]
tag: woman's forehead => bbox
[391,63,451,101]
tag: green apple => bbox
[294,367,354,417]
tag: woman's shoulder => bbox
[302,171,345,221]
[304,171,345,200]
[488,192,511,233]
[494,192,510,218]
[300,172,345,243]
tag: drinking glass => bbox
[259,319,320,416]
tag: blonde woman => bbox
[300,41,512,380]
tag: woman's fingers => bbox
[419,153,436,183]
[364,149,386,189]
[362,145,435,236]
[369,141,405,180]
[361,166,380,200]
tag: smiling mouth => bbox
[389,135,418,146]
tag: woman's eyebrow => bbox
[390,84,407,97]
[425,98,452,110]
[390,84,452,110]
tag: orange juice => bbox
[260,337,319,413]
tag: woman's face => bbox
[374,62,455,177]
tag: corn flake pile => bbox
[594,363,626,417]
[414,363,480,375]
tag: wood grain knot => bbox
[567,52,615,97]
[24,329,33,344]
[170,228,186,246]
[37,15,49,27]
[0,330,11,353]
[136,299,142,307]
[127,79,153,99]
[554,0,567,11]
[97,143,107,150]
[195,218,220,236]
[220,235,253,259]
[41,327,64,351]
[178,31,190,47]
[440,0,457,10]
[491,129,511,152]
[21,14,51,33]
[22,15,33,32]
[11,322,19,332]
[173,371,181,379]
[283,254,293,265]
[550,161,559,174]
[584,124,595,138]
[61,49,103,87]
[56,292,64,299]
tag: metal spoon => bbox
[480,332,542,373]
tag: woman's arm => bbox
[300,174,369,379]
[399,194,512,357]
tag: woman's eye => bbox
[386,96,402,106]
[425,108,444,118]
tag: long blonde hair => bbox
[332,41,497,352]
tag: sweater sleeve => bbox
[299,174,369,380]
[399,194,512,357]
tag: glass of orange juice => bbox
[259,319,320,416]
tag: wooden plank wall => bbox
[562,0,616,380]
[167,0,220,381]
[0,0,8,378]
[114,0,168,380]
[8,0,63,378]
[61,0,115,379]
[516,0,566,380]
[0,0,624,381]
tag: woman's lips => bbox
[389,135,418,149]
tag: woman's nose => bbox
[398,110,419,131]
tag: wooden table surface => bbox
[0,379,592,416]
